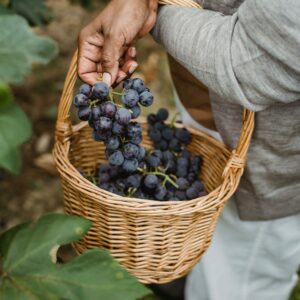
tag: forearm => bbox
[151,0,300,111]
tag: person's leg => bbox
[185,199,300,300]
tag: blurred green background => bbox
[0,1,298,299]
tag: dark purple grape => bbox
[74,94,89,107]
[126,174,141,188]
[132,78,146,94]
[144,174,158,189]
[156,108,169,122]
[106,136,120,151]
[121,89,139,108]
[109,166,119,179]
[181,149,191,159]
[147,113,157,125]
[127,122,142,138]
[109,151,124,166]
[130,134,142,145]
[186,187,199,200]
[91,106,101,120]
[78,106,91,121]
[79,84,92,97]
[112,122,125,135]
[92,130,109,141]
[155,186,167,200]
[146,154,160,167]
[162,127,174,141]
[99,182,110,190]
[176,165,188,178]
[131,105,141,119]
[123,78,133,89]
[162,150,173,162]
[101,101,117,118]
[99,116,112,131]
[176,178,189,190]
[191,156,203,173]
[137,146,146,161]
[148,128,161,143]
[155,140,168,151]
[177,157,189,167]
[98,172,110,184]
[175,128,192,144]
[169,138,181,152]
[187,172,197,183]
[92,81,109,99]
[165,159,176,173]
[151,149,163,160]
[192,181,205,192]
[98,163,110,174]
[175,190,186,200]
[115,108,131,125]
[139,91,153,107]
[122,159,138,173]
[123,143,140,159]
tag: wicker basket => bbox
[53,0,255,284]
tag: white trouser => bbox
[185,200,300,300]
[174,90,300,300]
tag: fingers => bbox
[78,31,104,85]
[101,33,125,86]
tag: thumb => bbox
[101,35,124,86]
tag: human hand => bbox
[78,0,158,86]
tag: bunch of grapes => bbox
[74,78,153,173]
[74,78,206,201]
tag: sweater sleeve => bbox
[151,0,300,111]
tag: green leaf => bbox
[0,103,32,174]
[0,213,151,300]
[0,15,58,84]
[0,81,12,109]
[10,0,52,26]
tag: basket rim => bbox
[53,119,241,216]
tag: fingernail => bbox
[116,74,127,84]
[102,73,111,86]
[129,62,138,74]
[129,47,136,57]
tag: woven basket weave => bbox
[53,0,255,284]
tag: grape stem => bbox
[112,91,124,96]
[170,112,180,128]
[137,168,178,188]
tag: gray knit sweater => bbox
[151,0,300,220]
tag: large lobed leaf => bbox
[0,15,58,84]
[0,103,32,174]
[0,213,150,300]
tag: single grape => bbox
[177,157,189,167]
[126,174,141,188]
[132,78,146,94]
[131,105,141,119]
[121,89,139,108]
[181,149,191,159]
[98,172,110,184]
[156,108,169,122]
[74,94,89,107]
[151,149,163,160]
[92,81,109,99]
[162,127,174,141]
[79,84,92,97]
[165,159,176,173]
[139,91,154,107]
[101,101,117,118]
[78,106,91,121]
[176,178,189,190]
[130,134,142,145]
[191,156,203,173]
[112,122,125,135]
[99,116,112,131]
[155,186,167,200]
[148,128,162,143]
[127,122,142,138]
[169,138,181,152]
[162,150,173,162]
[176,165,188,178]
[192,180,205,192]
[175,128,192,144]
[137,146,146,161]
[115,108,131,125]
[146,154,161,168]
[154,122,165,131]
[123,78,133,89]
[98,163,110,174]
[187,172,197,183]
[122,159,139,173]
[92,130,109,141]
[123,143,140,159]
[155,140,168,151]
[91,106,101,120]
[186,187,199,200]
[144,174,159,189]
[109,150,124,166]
[106,136,120,151]
[147,113,157,125]
[175,190,187,200]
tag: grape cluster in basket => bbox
[74,78,206,201]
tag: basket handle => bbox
[56,0,255,176]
